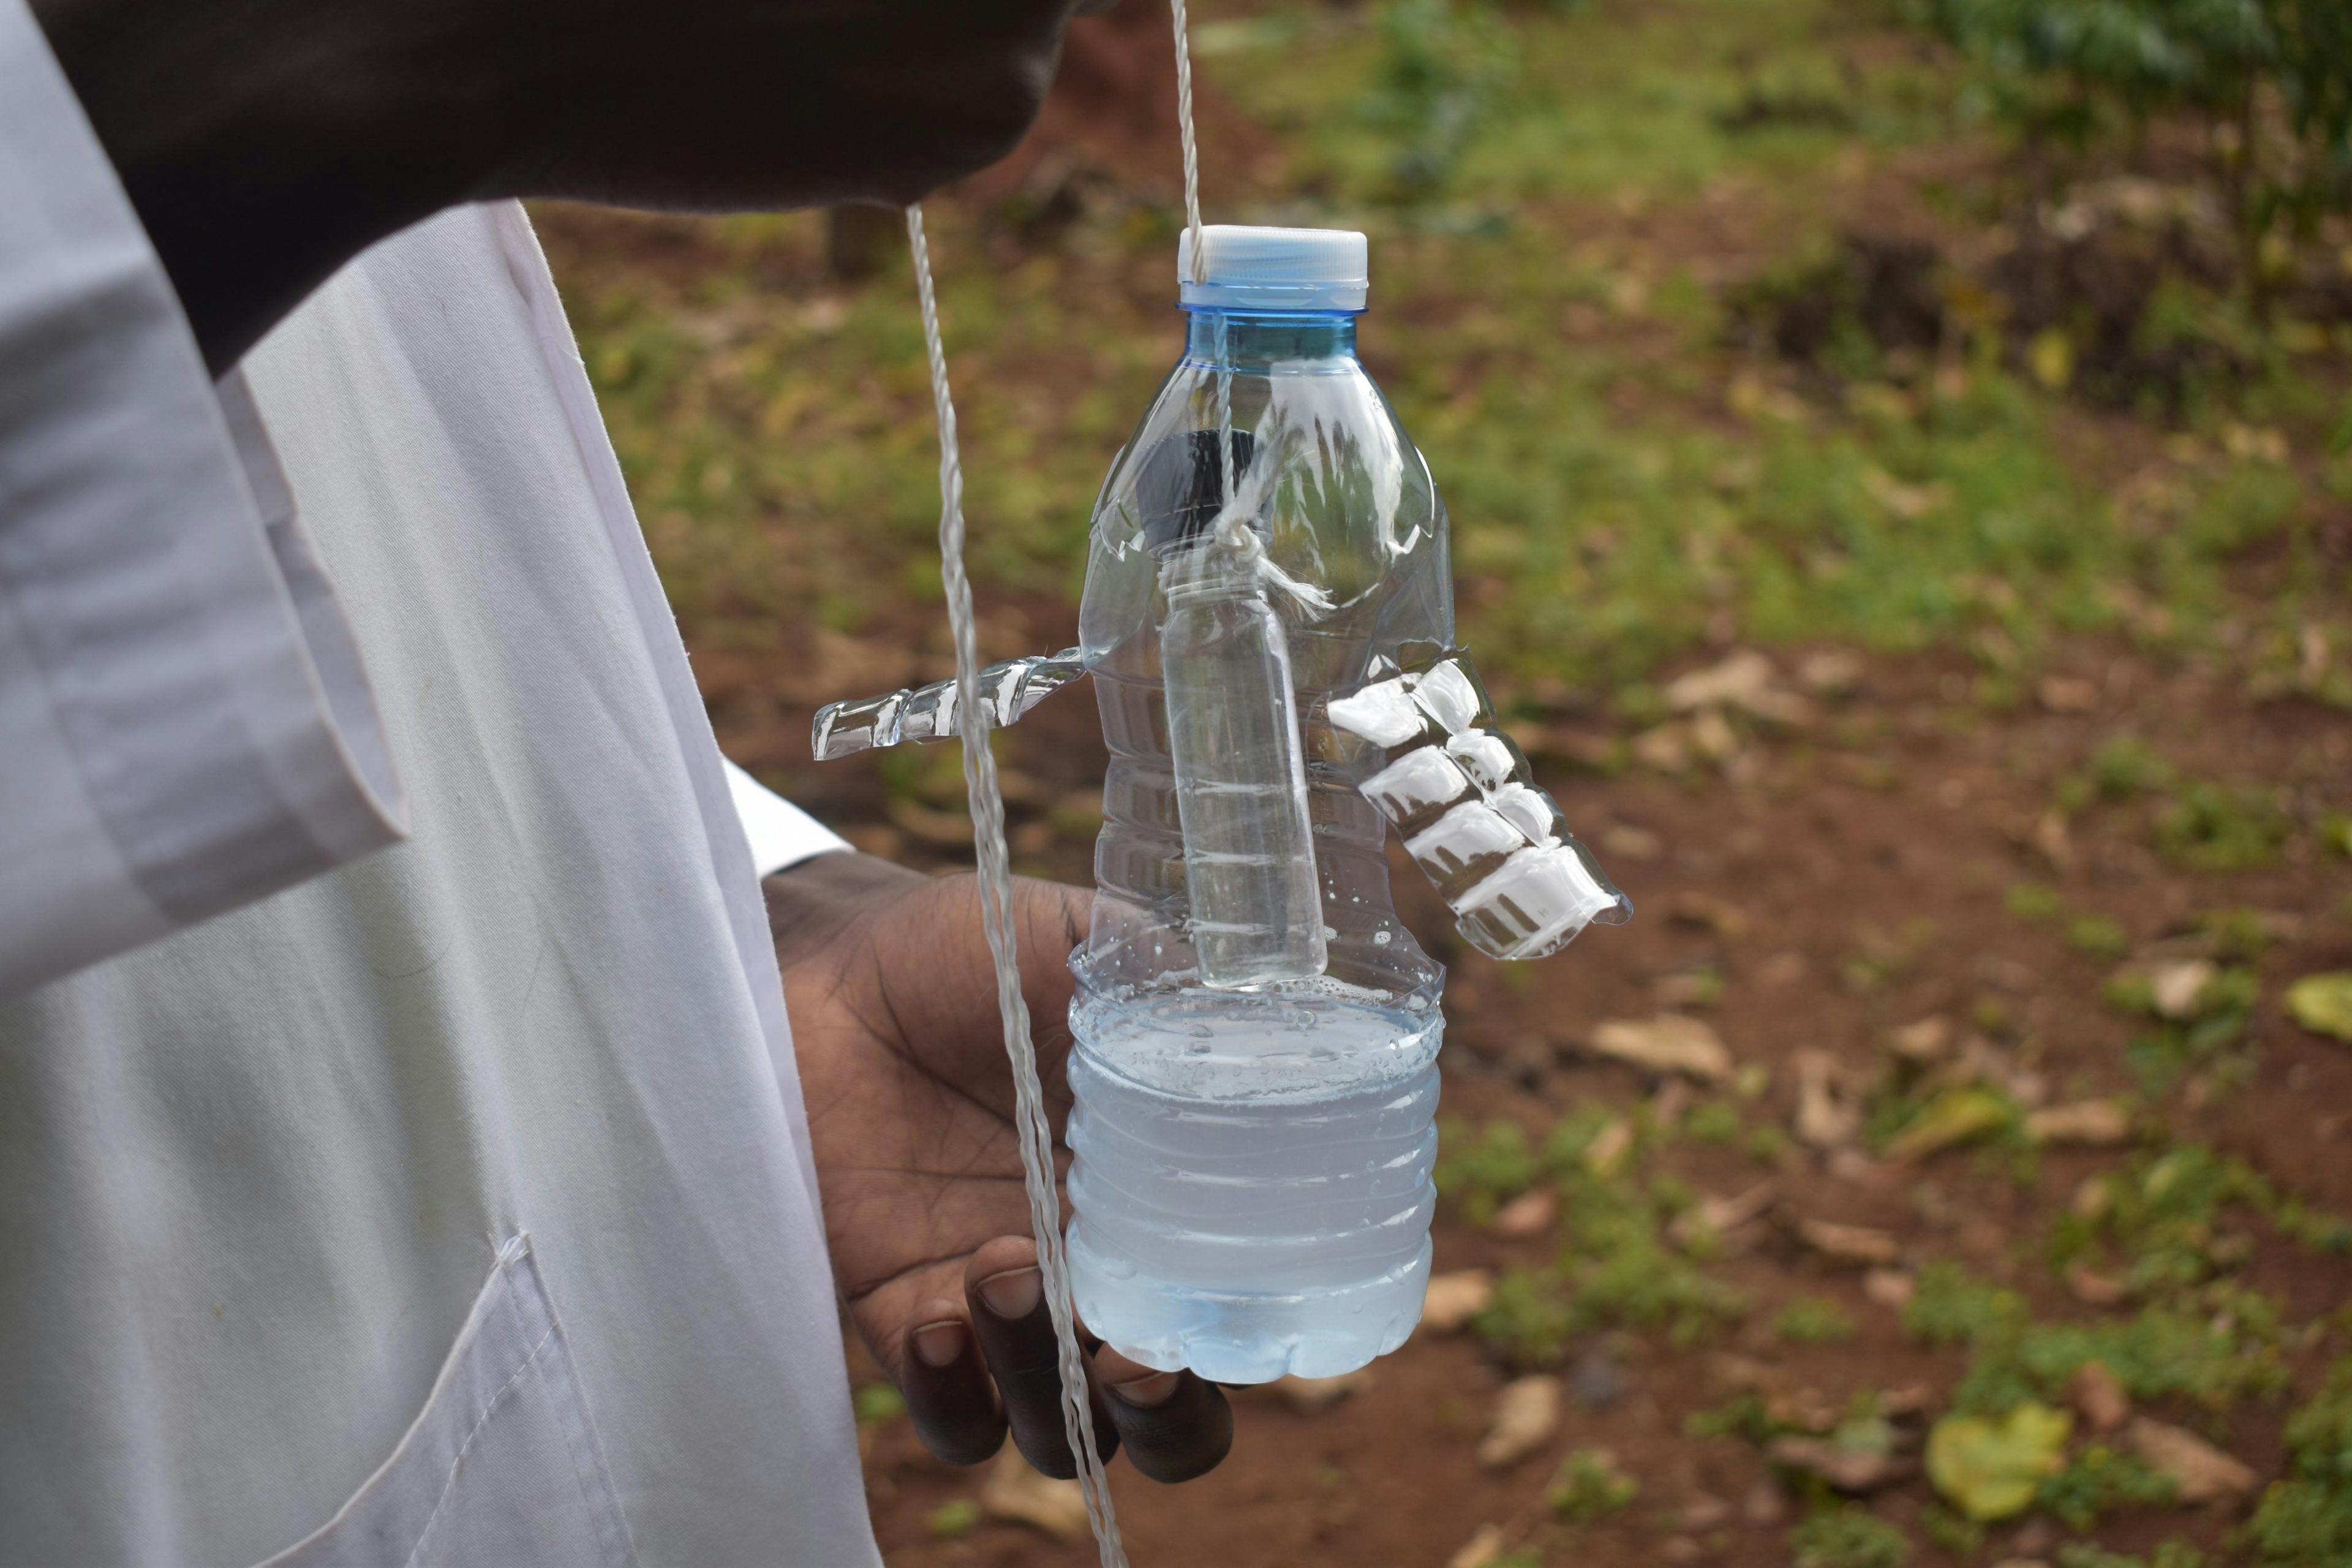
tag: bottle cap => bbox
[1177,225,1368,313]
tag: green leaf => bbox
[1883,1087,2016,1162]
[1926,1403,2073,1521]
[2285,973,2352,1042]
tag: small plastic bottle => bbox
[1065,226,1448,1383]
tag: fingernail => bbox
[977,1266,1042,1320]
[1108,1370,1180,1408]
[912,1320,966,1368]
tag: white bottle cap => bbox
[1177,225,1369,313]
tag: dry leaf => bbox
[1492,1186,1562,1238]
[1886,1016,1953,1064]
[1796,1216,1901,1265]
[1584,1117,1637,1178]
[1600,823,1664,861]
[1767,1434,1914,1493]
[1478,1376,1562,1469]
[1864,1269,1917,1309]
[1446,1525,1509,1568]
[1880,1384,1936,1418]
[1793,1049,1861,1148]
[2126,1417,2257,1502]
[2037,675,2099,712]
[1663,650,1773,712]
[979,1450,1091,1540]
[1586,1016,1732,1081]
[1633,725,1693,773]
[1423,1269,1495,1333]
[2065,1262,2130,1306]
[2149,959,2218,1020]
[1708,1353,1776,1394]
[2068,1361,2130,1433]
[1672,1180,1779,1248]
[2026,1101,2133,1147]
[1798,650,1864,695]
[2029,809,2075,872]
[1689,709,1740,763]
[1679,1494,1732,1531]
[1664,650,1814,725]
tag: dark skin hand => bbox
[767,852,1234,1482]
[28,0,1117,372]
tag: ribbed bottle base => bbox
[1064,1014,1441,1384]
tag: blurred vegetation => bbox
[1913,0,2352,318]
[564,0,2351,725]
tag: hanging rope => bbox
[1166,0,1237,549]
[902,204,1129,1567]
[1169,0,1207,279]
[894,10,1221,1562]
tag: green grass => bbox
[1774,1295,1861,1344]
[1451,1112,1747,1364]
[1791,1507,1913,1568]
[1548,1448,1640,1520]
[549,0,2346,724]
[2249,1358,2352,1564]
[2056,1544,2211,1568]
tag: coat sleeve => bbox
[722,759,853,880]
[0,0,405,997]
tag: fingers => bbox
[963,1238,1120,1479]
[1091,1346,1234,1483]
[898,1303,1006,1466]
[907,1236,1235,1483]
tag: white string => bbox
[891,13,1223,1557]
[902,204,1130,1568]
[1166,0,1239,548]
[1169,0,1205,277]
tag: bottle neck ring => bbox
[1182,309,1359,369]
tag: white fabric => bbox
[726,758,853,878]
[257,1237,638,1568]
[0,182,883,1568]
[0,0,404,997]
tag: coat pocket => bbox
[252,1236,637,1568]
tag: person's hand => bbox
[766,851,1233,1483]
[28,0,1121,370]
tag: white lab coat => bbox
[0,1,881,1561]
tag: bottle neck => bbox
[1183,309,1359,369]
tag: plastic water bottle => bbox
[807,227,1629,1382]
[1065,227,1454,1382]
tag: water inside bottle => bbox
[1065,975,1443,1384]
